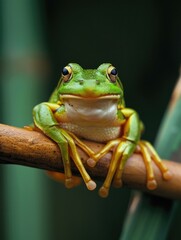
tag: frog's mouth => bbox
[59,94,120,124]
[60,94,120,100]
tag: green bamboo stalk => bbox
[1,1,49,240]
[120,75,181,240]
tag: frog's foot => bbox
[99,140,135,198]
[67,131,98,171]
[61,129,97,191]
[48,173,96,190]
[112,140,136,190]
[87,139,121,168]
[47,170,96,190]
[138,141,172,190]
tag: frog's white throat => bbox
[61,95,119,126]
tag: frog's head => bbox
[57,63,124,105]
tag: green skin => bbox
[33,63,169,197]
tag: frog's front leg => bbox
[137,140,172,189]
[97,109,139,197]
[33,103,96,190]
[111,109,172,191]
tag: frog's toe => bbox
[99,186,109,198]
[163,170,172,180]
[86,180,96,191]
[147,179,157,190]
[65,178,75,189]
[113,178,123,188]
[87,158,97,167]
[65,176,82,189]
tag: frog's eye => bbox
[107,66,118,83]
[62,65,72,82]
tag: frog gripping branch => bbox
[33,63,172,197]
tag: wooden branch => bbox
[0,123,181,199]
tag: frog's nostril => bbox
[96,80,100,85]
[79,80,84,85]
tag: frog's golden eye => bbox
[107,66,118,83]
[62,65,72,82]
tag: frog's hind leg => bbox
[137,141,172,190]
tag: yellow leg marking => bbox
[66,131,95,157]
[113,141,136,188]
[44,102,61,111]
[138,142,157,190]
[99,141,127,198]
[87,139,121,167]
[113,155,129,189]
[61,129,96,191]
[142,141,172,180]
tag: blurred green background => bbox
[0,1,181,240]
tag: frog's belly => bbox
[61,123,121,142]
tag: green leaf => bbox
[120,86,181,240]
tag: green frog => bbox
[33,63,171,197]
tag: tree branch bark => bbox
[0,123,181,199]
